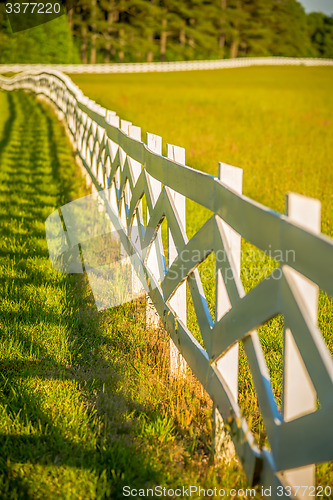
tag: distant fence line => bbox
[0,56,333,74]
[0,68,332,498]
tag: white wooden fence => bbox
[0,56,333,74]
[0,68,332,497]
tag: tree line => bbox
[68,0,333,63]
[0,0,332,64]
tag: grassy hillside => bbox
[70,67,333,485]
[1,67,332,495]
[0,91,252,498]
[71,66,333,238]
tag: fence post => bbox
[167,144,187,377]
[213,162,242,461]
[118,120,132,264]
[105,114,120,232]
[128,124,145,296]
[146,133,163,326]
[282,193,320,493]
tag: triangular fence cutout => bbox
[141,192,148,228]
[196,255,216,324]
[258,314,284,412]
[186,198,213,240]
[159,216,168,267]
[240,238,281,294]
[186,281,205,349]
[238,341,271,451]
[318,289,333,355]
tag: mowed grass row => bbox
[0,90,253,498]
[71,67,333,482]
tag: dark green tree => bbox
[307,12,333,58]
[269,0,312,57]
[1,0,332,64]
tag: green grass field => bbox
[71,66,333,486]
[0,90,252,498]
[72,67,333,237]
[1,66,332,497]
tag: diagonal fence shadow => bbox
[0,91,166,498]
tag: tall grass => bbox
[1,66,332,495]
[70,67,333,485]
[0,90,253,498]
[71,67,333,237]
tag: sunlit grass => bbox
[71,66,333,236]
[70,67,333,486]
[0,91,252,498]
[1,66,332,494]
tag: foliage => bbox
[64,0,333,63]
[0,6,79,63]
[307,11,333,58]
[0,0,332,64]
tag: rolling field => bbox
[71,66,333,483]
[1,66,332,495]
[71,67,333,237]
[0,90,252,498]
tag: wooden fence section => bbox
[0,56,333,74]
[1,70,333,497]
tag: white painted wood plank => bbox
[167,144,187,377]
[146,133,163,326]
[213,163,242,462]
[283,193,320,495]
[119,120,132,263]
[128,125,144,296]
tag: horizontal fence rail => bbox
[0,56,333,74]
[1,67,333,497]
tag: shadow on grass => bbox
[0,91,164,498]
[0,92,15,159]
